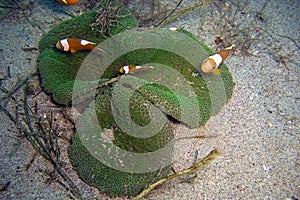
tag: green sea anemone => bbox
[37,4,234,197]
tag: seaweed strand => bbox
[133,148,221,199]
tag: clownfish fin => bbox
[225,43,236,50]
[213,68,223,75]
[70,49,77,53]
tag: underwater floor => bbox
[0,0,299,199]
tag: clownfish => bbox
[56,38,103,53]
[201,44,235,73]
[120,65,154,74]
[56,0,79,6]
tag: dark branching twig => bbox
[90,0,132,37]
[207,0,300,65]
[0,76,82,200]
[155,0,184,27]
[156,0,214,28]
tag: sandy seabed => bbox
[0,0,299,199]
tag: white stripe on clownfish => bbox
[80,39,96,46]
[122,65,130,74]
[60,39,69,51]
[169,27,178,31]
[207,54,223,67]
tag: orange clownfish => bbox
[56,38,103,53]
[201,44,235,73]
[120,65,154,74]
[56,0,79,6]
